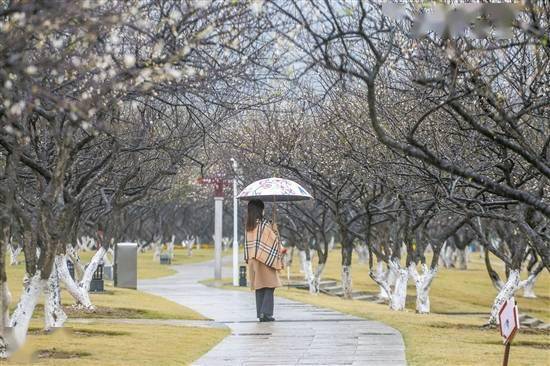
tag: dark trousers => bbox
[255,288,274,318]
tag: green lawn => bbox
[210,248,550,366]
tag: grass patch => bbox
[210,247,550,366]
[3,247,229,365]
[8,322,229,365]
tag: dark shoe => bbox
[261,315,275,322]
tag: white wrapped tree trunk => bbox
[355,245,369,264]
[185,238,195,256]
[342,265,353,299]
[522,278,537,298]
[67,245,85,281]
[389,260,408,311]
[56,247,106,309]
[56,255,93,309]
[370,263,392,301]
[1,281,10,328]
[522,274,537,298]
[152,239,162,262]
[438,243,454,268]
[299,252,313,288]
[375,262,391,300]
[408,263,437,314]
[309,262,325,294]
[168,235,175,259]
[8,245,21,266]
[455,248,468,270]
[79,247,107,293]
[44,265,67,330]
[298,250,306,274]
[8,272,45,355]
[488,269,520,325]
[0,280,11,358]
[328,236,335,251]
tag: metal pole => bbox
[232,177,239,286]
[502,342,511,366]
[214,196,223,280]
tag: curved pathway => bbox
[139,259,406,366]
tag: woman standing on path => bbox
[244,199,283,322]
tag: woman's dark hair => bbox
[246,199,264,231]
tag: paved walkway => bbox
[139,259,406,366]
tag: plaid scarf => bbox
[244,218,283,270]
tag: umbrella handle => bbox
[272,196,278,229]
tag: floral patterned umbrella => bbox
[237,177,313,202]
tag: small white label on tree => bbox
[498,297,519,345]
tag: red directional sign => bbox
[197,176,231,197]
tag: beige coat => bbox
[248,257,282,290]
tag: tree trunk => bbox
[168,235,175,259]
[370,261,392,301]
[44,265,67,330]
[375,262,391,300]
[521,261,543,298]
[522,276,537,298]
[389,260,408,311]
[9,245,21,266]
[341,265,352,299]
[488,269,520,325]
[455,248,468,270]
[79,247,107,293]
[355,244,369,264]
[341,244,353,299]
[67,245,85,281]
[152,239,161,262]
[310,262,326,294]
[8,272,45,355]
[55,247,106,309]
[409,263,437,314]
[56,255,93,309]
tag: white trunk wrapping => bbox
[1,281,11,327]
[168,235,175,259]
[304,259,313,287]
[355,245,369,264]
[328,236,335,251]
[310,262,326,294]
[56,247,106,309]
[8,272,45,354]
[456,248,468,270]
[341,265,352,299]
[409,263,437,314]
[489,269,520,325]
[44,265,67,329]
[376,262,391,300]
[67,245,85,281]
[0,281,10,358]
[370,264,392,301]
[152,240,161,262]
[522,274,537,298]
[9,246,21,266]
[389,260,408,311]
[56,255,93,309]
[298,250,306,274]
[80,247,107,292]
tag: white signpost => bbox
[498,297,519,366]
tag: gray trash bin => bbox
[114,242,137,289]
